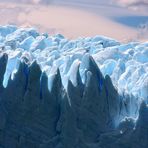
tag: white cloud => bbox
[32,0,41,3]
[113,0,148,7]
[111,0,148,11]
[0,0,52,5]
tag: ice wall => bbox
[0,25,147,148]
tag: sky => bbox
[114,0,148,6]
[0,0,148,9]
[0,0,147,42]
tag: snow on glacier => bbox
[0,25,147,101]
[0,25,148,148]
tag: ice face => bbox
[0,25,147,106]
[0,25,147,148]
[0,25,147,100]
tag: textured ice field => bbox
[0,25,148,148]
[0,25,147,100]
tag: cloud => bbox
[111,0,148,12]
[33,0,53,4]
[0,0,52,5]
[113,0,148,7]
[0,0,33,4]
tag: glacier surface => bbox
[0,25,147,148]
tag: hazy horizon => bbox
[0,0,147,42]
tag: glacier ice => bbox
[0,25,147,148]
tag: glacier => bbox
[0,25,147,148]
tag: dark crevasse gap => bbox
[0,53,8,92]
[0,53,147,148]
[97,71,104,92]
[39,73,44,100]
[23,62,29,94]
